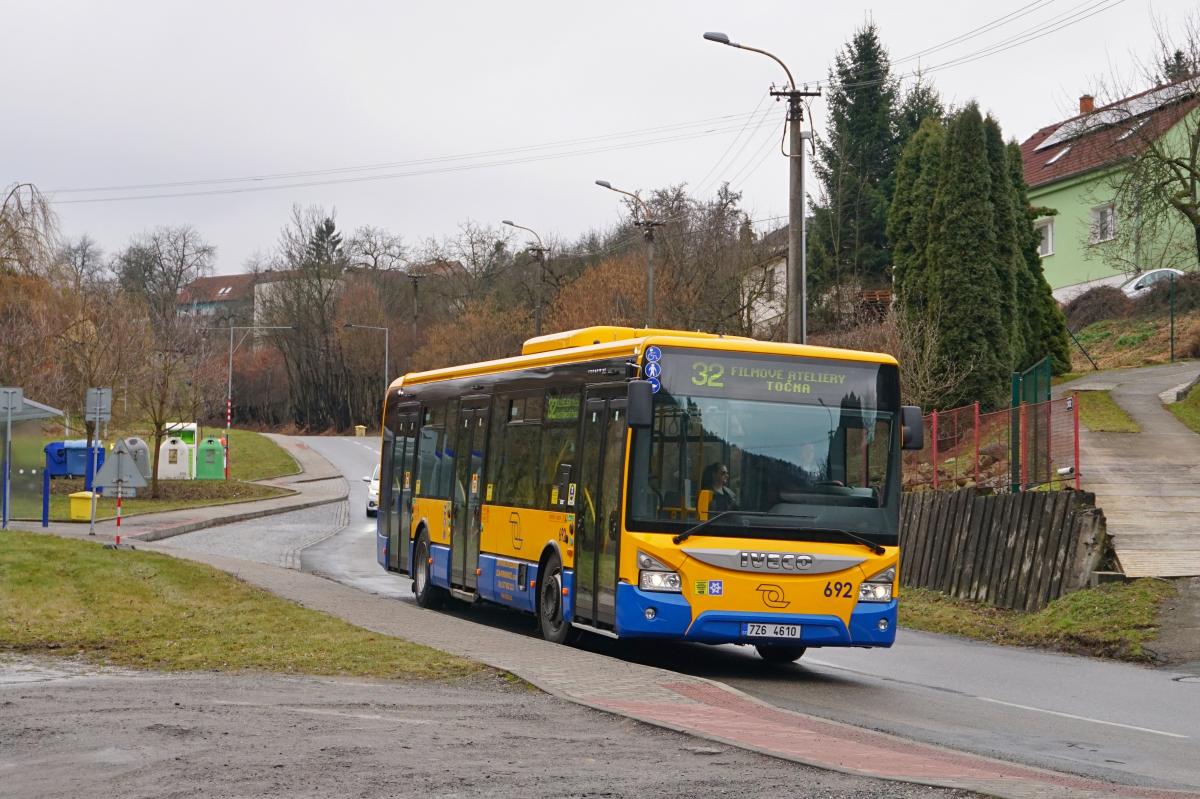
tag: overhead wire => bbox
[692,91,771,196]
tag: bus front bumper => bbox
[613,583,897,647]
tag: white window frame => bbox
[1090,203,1116,244]
[1035,219,1054,257]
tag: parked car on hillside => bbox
[1121,268,1185,298]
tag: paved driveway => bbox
[1058,362,1200,577]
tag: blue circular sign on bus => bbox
[645,346,662,363]
[644,361,662,379]
[648,377,661,394]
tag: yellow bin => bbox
[69,491,95,521]
[354,425,366,438]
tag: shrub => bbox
[1063,286,1132,330]
[1136,272,1200,315]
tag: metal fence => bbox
[903,394,1080,493]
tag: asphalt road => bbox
[293,436,1200,792]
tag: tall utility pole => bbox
[595,180,664,328]
[408,273,426,372]
[704,32,820,344]
[502,220,549,336]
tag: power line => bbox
[49,108,772,197]
[692,92,771,196]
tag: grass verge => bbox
[1167,383,1200,434]
[0,531,481,679]
[38,478,288,523]
[226,428,301,481]
[1077,389,1140,432]
[900,579,1176,661]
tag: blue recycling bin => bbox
[44,442,69,478]
[62,440,105,478]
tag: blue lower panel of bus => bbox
[429,544,451,588]
[476,553,538,614]
[376,530,388,570]
[613,583,897,647]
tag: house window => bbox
[1090,203,1116,244]
[1035,219,1054,257]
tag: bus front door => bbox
[450,403,488,591]
[389,410,419,573]
[576,393,626,628]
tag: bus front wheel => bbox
[755,644,807,663]
[413,533,446,610]
[538,551,576,644]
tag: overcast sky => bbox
[4,0,1192,274]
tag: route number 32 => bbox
[691,362,725,388]
[824,581,854,598]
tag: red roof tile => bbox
[1019,80,1199,190]
[177,273,258,305]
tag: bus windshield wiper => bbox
[672,512,884,555]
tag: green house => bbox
[1018,82,1200,301]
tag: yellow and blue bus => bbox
[376,326,922,661]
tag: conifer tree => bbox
[813,22,898,289]
[926,104,1008,407]
[1006,141,1072,373]
[983,116,1022,367]
[888,118,943,320]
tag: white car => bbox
[364,465,380,517]
[1121,268,1185,298]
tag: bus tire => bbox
[755,644,807,663]
[413,532,446,610]
[537,551,575,644]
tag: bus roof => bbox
[391,326,898,392]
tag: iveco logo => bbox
[740,552,814,571]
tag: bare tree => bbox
[55,234,109,292]
[348,225,407,271]
[1090,13,1200,275]
[116,225,216,325]
[0,182,58,276]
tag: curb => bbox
[131,493,346,542]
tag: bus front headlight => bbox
[638,551,682,593]
[859,566,895,603]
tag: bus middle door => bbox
[450,400,489,591]
[576,390,626,628]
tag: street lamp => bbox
[343,323,390,397]
[204,325,294,479]
[704,31,819,344]
[595,180,663,329]
[502,219,549,336]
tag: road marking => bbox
[976,697,1188,739]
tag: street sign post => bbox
[1,387,24,530]
[93,439,147,543]
[85,388,112,535]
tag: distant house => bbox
[1019,81,1200,301]
[744,226,788,336]
[177,273,258,323]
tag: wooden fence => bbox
[899,489,1107,611]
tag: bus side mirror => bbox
[627,380,653,428]
[901,405,924,450]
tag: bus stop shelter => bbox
[1,390,64,529]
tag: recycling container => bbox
[195,436,225,480]
[62,440,105,478]
[123,437,152,481]
[158,437,193,480]
[44,442,69,478]
[69,491,94,521]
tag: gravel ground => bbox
[155,498,349,570]
[1,657,975,799]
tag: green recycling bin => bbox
[195,436,225,480]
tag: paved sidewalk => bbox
[144,544,1199,799]
[1058,363,1200,577]
[38,436,347,545]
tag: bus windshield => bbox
[627,350,901,544]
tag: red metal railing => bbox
[904,393,1080,492]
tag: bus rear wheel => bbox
[413,533,446,610]
[755,644,807,663]
[538,551,576,644]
